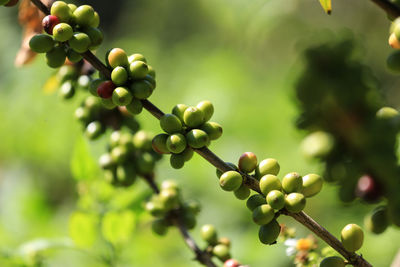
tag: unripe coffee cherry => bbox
[159,188,180,210]
[201,121,223,140]
[364,206,390,234]
[146,199,166,217]
[50,1,72,22]
[282,172,303,193]
[126,98,143,114]
[182,212,197,230]
[183,107,205,128]
[355,175,382,203]
[258,220,280,245]
[160,114,182,133]
[67,3,77,12]
[99,153,114,169]
[73,5,95,27]
[135,153,155,175]
[238,152,257,173]
[83,27,103,49]
[90,12,100,28]
[340,224,364,252]
[196,100,214,121]
[181,147,194,161]
[161,180,179,191]
[111,146,128,164]
[172,104,188,122]
[129,60,149,79]
[266,190,285,210]
[376,106,399,119]
[107,48,129,68]
[111,66,128,86]
[53,23,73,42]
[216,162,238,178]
[246,194,267,211]
[152,219,168,236]
[148,65,156,78]
[255,158,280,178]
[302,174,323,197]
[97,81,116,99]
[112,87,133,106]
[85,121,103,140]
[46,46,66,68]
[218,237,231,248]
[68,32,91,53]
[67,49,82,63]
[59,81,75,99]
[116,164,136,186]
[166,133,187,154]
[301,131,334,159]
[219,171,242,191]
[259,174,282,195]
[285,193,306,213]
[252,204,274,225]
[74,106,90,122]
[132,131,152,150]
[101,98,116,109]
[212,244,231,261]
[387,50,400,72]
[130,80,153,99]
[42,15,60,35]
[201,224,218,245]
[320,256,346,267]
[128,53,147,63]
[183,200,201,214]
[29,34,54,53]
[186,129,209,148]
[234,184,251,200]
[170,153,185,169]
[152,134,170,154]
[224,259,240,267]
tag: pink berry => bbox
[97,81,116,99]
[42,15,60,35]
[355,175,382,203]
[224,259,240,267]
[238,152,257,173]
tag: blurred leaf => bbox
[69,212,98,247]
[70,136,99,181]
[101,210,136,245]
[319,0,332,15]
[17,238,73,256]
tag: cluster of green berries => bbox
[0,0,18,7]
[99,130,161,187]
[152,101,222,169]
[56,63,94,100]
[29,1,103,68]
[146,180,201,235]
[90,48,156,112]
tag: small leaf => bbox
[69,212,98,247]
[70,136,99,181]
[319,0,332,15]
[101,210,136,245]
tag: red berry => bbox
[5,0,19,6]
[42,15,60,35]
[224,259,240,267]
[97,81,116,99]
[355,175,382,203]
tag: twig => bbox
[369,0,400,18]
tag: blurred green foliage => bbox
[1,0,400,266]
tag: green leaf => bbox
[319,0,332,15]
[70,136,99,181]
[101,210,136,245]
[69,212,99,247]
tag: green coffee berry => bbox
[219,171,242,191]
[57,65,77,82]
[238,152,257,173]
[340,224,364,252]
[73,5,95,27]
[126,98,143,114]
[74,106,90,122]
[112,87,132,106]
[160,114,182,133]
[89,78,104,96]
[110,131,122,148]
[170,153,185,169]
[99,153,114,169]
[107,48,129,68]
[252,204,275,225]
[90,12,100,28]
[376,107,399,119]
[29,34,54,53]
[234,184,251,200]
[145,201,166,217]
[68,32,91,53]
[266,190,285,210]
[132,131,152,150]
[119,133,135,151]
[183,107,205,128]
[282,172,303,193]
[301,131,334,158]
[212,244,230,261]
[218,237,231,248]
[111,145,128,164]
[148,65,156,78]
[128,53,146,63]
[152,134,170,154]
[172,104,188,122]
[196,100,214,121]
[59,81,75,99]
[166,134,187,154]
[201,224,218,245]
[216,162,238,178]
[161,180,179,191]
[387,50,400,72]
[302,174,323,197]
[78,75,91,88]
[46,46,66,68]
[181,147,194,161]
[111,66,128,86]
[83,27,103,49]
[182,212,197,230]
[183,200,201,214]
[129,60,149,79]
[259,174,282,195]
[285,193,306,213]
[66,48,82,63]
[67,4,77,12]
[51,1,72,22]
[152,219,168,236]
[200,121,223,140]
[130,80,153,99]
[159,188,180,210]
[320,256,346,267]
[246,194,267,211]
[364,206,390,234]
[144,74,156,89]
[258,220,280,245]
[101,97,117,109]
[135,152,155,175]
[186,129,209,148]
[116,164,137,186]
[85,121,103,140]
[53,23,73,42]
[255,158,280,178]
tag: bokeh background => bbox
[0,0,399,266]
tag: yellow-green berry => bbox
[255,158,280,178]
[258,220,280,245]
[252,204,274,225]
[285,193,306,213]
[340,224,364,252]
[219,171,242,191]
[302,174,323,197]
[259,174,282,195]
[282,172,303,193]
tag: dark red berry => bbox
[355,174,382,203]
[5,0,19,6]
[42,15,60,35]
[97,81,116,99]
[224,259,240,267]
